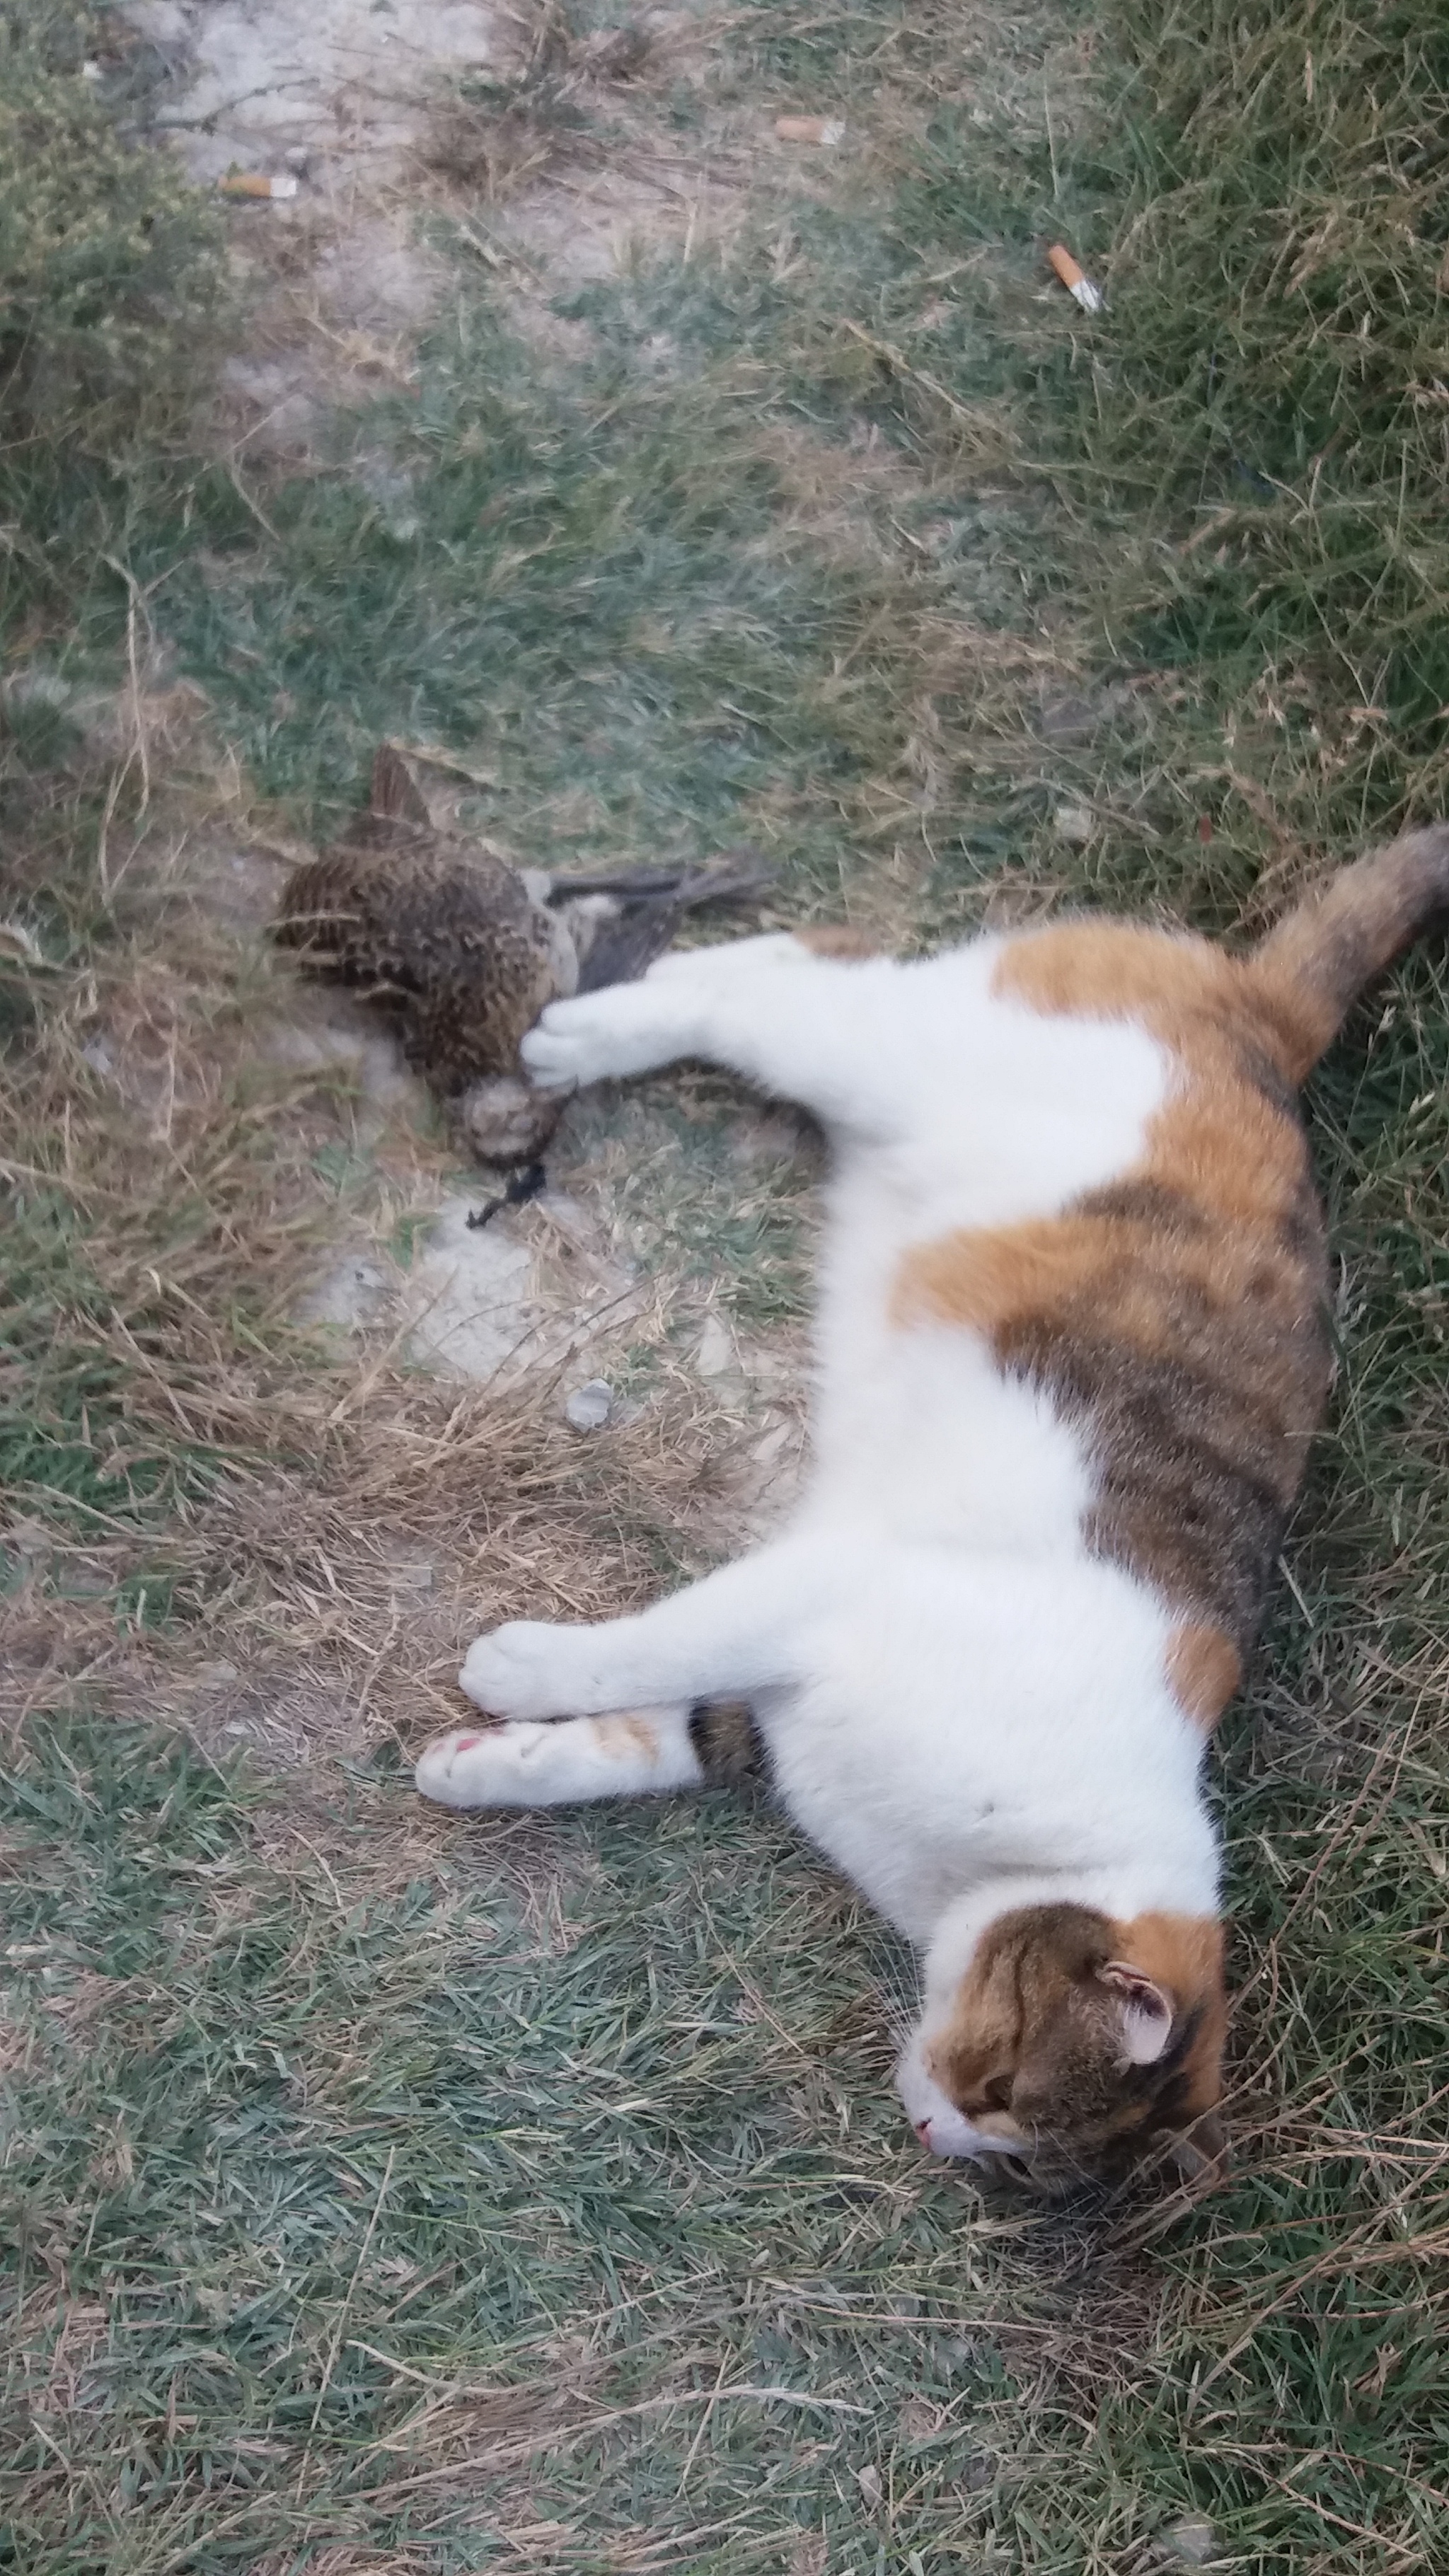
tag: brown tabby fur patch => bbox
[1252,826,1449,1079]
[929,1902,1225,2188]
[688,1699,765,1787]
[894,921,1332,1655]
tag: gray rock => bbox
[1160,2517,1220,2568]
[565,1378,613,1433]
[1053,801,1096,847]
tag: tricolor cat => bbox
[415,828,1449,2192]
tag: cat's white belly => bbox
[757,1552,1217,1945]
[804,1321,1092,1554]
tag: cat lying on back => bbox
[415,828,1449,2193]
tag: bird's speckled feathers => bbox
[273,744,770,1160]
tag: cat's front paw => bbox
[521,986,692,1089]
[415,1721,553,1809]
[459,1621,584,1720]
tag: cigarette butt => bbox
[775,115,845,146]
[219,173,300,201]
[1047,241,1104,313]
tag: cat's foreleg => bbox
[415,1541,832,1813]
[521,936,898,1131]
[454,1540,829,1722]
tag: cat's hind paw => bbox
[414,1721,555,1809]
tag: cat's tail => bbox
[1249,824,1449,1081]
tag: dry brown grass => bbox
[415,4,663,210]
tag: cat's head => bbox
[896,1902,1226,2195]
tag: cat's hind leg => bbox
[415,1705,703,1811]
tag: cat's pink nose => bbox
[454,1732,482,1751]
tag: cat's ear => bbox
[1098,1960,1176,2065]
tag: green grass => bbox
[563,1073,819,1332]
[137,318,930,894]
[1,1718,1036,2574]
[1078,0,1449,845]
[0,0,255,1561]
[0,0,227,639]
[6,0,1449,2568]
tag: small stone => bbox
[751,1422,791,1467]
[855,2464,883,2509]
[127,1,190,39]
[4,666,73,711]
[694,1314,735,1379]
[1161,2517,1220,2568]
[1053,802,1096,846]
[565,1378,613,1433]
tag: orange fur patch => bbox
[796,925,880,959]
[1165,1624,1241,1731]
[892,918,1331,1643]
[993,924,1310,1230]
[1114,1909,1227,2122]
[591,1715,660,1762]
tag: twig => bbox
[677,2351,729,2490]
[308,2143,396,2434]
[102,556,154,827]
[228,463,281,543]
[95,745,137,903]
[364,2379,871,2501]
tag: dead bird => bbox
[274,742,772,1162]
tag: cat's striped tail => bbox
[1250,824,1449,1081]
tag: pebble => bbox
[694,1314,736,1379]
[1053,802,1096,846]
[564,1378,613,1433]
[1160,2517,1220,2568]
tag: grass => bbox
[5,0,1449,2568]
[3,1716,1031,2574]
[0,0,227,636]
[1077,0,1449,842]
